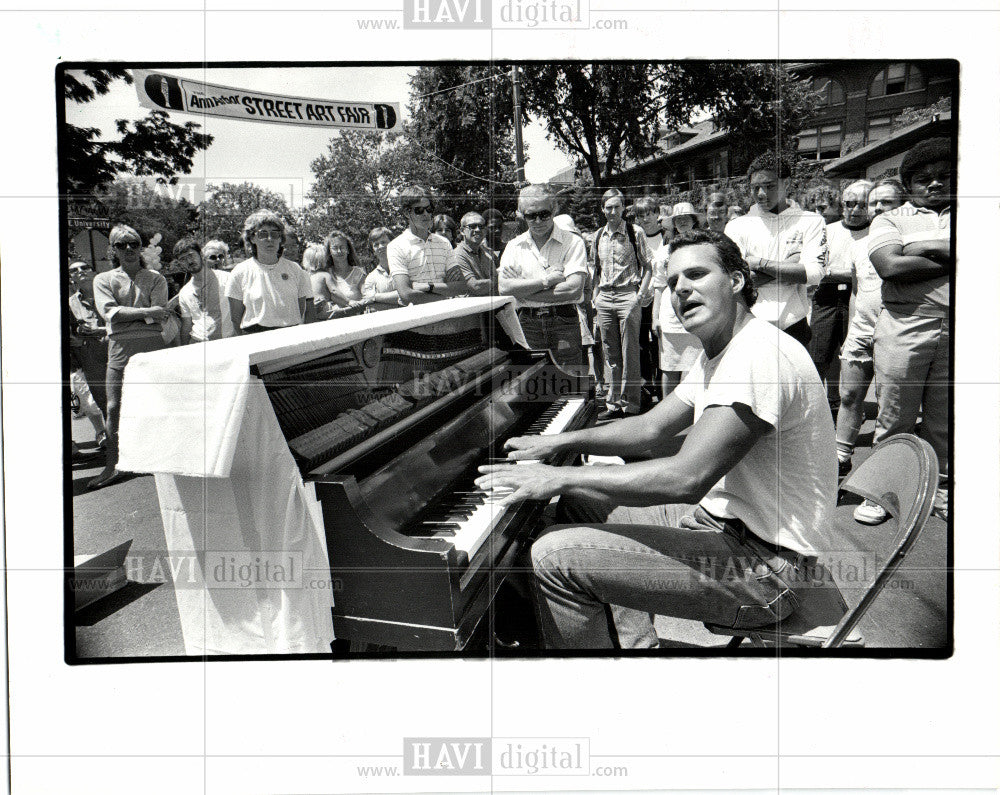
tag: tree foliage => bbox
[517,62,818,187]
[62,69,214,195]
[199,182,294,258]
[406,65,519,208]
[98,179,199,257]
[301,130,442,264]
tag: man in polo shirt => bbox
[866,137,953,521]
[387,185,464,305]
[724,152,828,347]
[499,184,588,373]
[592,188,653,420]
[450,211,497,296]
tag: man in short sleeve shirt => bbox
[867,137,952,520]
[724,152,828,348]
[499,184,588,373]
[386,185,465,305]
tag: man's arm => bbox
[478,402,768,506]
[871,242,951,282]
[503,391,695,462]
[392,273,437,304]
[229,298,245,334]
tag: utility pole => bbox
[510,65,526,185]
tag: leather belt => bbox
[519,304,578,319]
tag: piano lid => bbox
[117,297,520,479]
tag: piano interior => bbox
[254,309,597,655]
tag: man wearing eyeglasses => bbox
[387,185,464,305]
[90,224,170,489]
[450,211,498,297]
[499,184,588,373]
[202,240,232,271]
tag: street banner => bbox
[133,69,399,130]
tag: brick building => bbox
[603,60,957,199]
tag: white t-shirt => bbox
[224,257,313,328]
[724,205,828,329]
[825,220,867,282]
[177,269,235,342]
[673,316,836,556]
[849,233,882,333]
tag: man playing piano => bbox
[478,229,837,649]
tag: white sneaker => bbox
[853,499,888,525]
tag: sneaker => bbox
[853,499,888,525]
[838,458,853,479]
[597,406,625,422]
[88,466,125,490]
[932,487,948,520]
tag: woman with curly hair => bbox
[224,209,313,334]
[311,230,369,320]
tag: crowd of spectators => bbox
[70,139,953,525]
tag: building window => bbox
[811,76,846,107]
[798,122,844,160]
[866,115,894,144]
[869,63,925,97]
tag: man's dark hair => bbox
[898,137,951,190]
[668,229,757,308]
[173,236,202,262]
[483,208,504,224]
[746,151,793,180]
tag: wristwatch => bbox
[425,283,435,294]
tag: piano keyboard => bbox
[412,397,587,561]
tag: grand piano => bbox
[117,297,596,655]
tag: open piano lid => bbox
[117,296,521,479]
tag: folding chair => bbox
[704,433,939,649]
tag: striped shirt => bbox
[868,202,950,317]
[386,229,455,283]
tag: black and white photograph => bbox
[2,4,999,793]
[61,60,957,661]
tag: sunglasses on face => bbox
[204,253,224,261]
[113,240,141,250]
[410,205,433,216]
[255,230,283,240]
[69,268,89,276]
[463,223,485,230]
[523,210,552,222]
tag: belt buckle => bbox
[535,306,553,317]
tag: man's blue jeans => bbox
[595,288,642,414]
[530,497,813,649]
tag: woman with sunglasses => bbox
[89,224,170,489]
[225,209,314,334]
[311,230,369,320]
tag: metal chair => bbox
[704,433,939,649]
